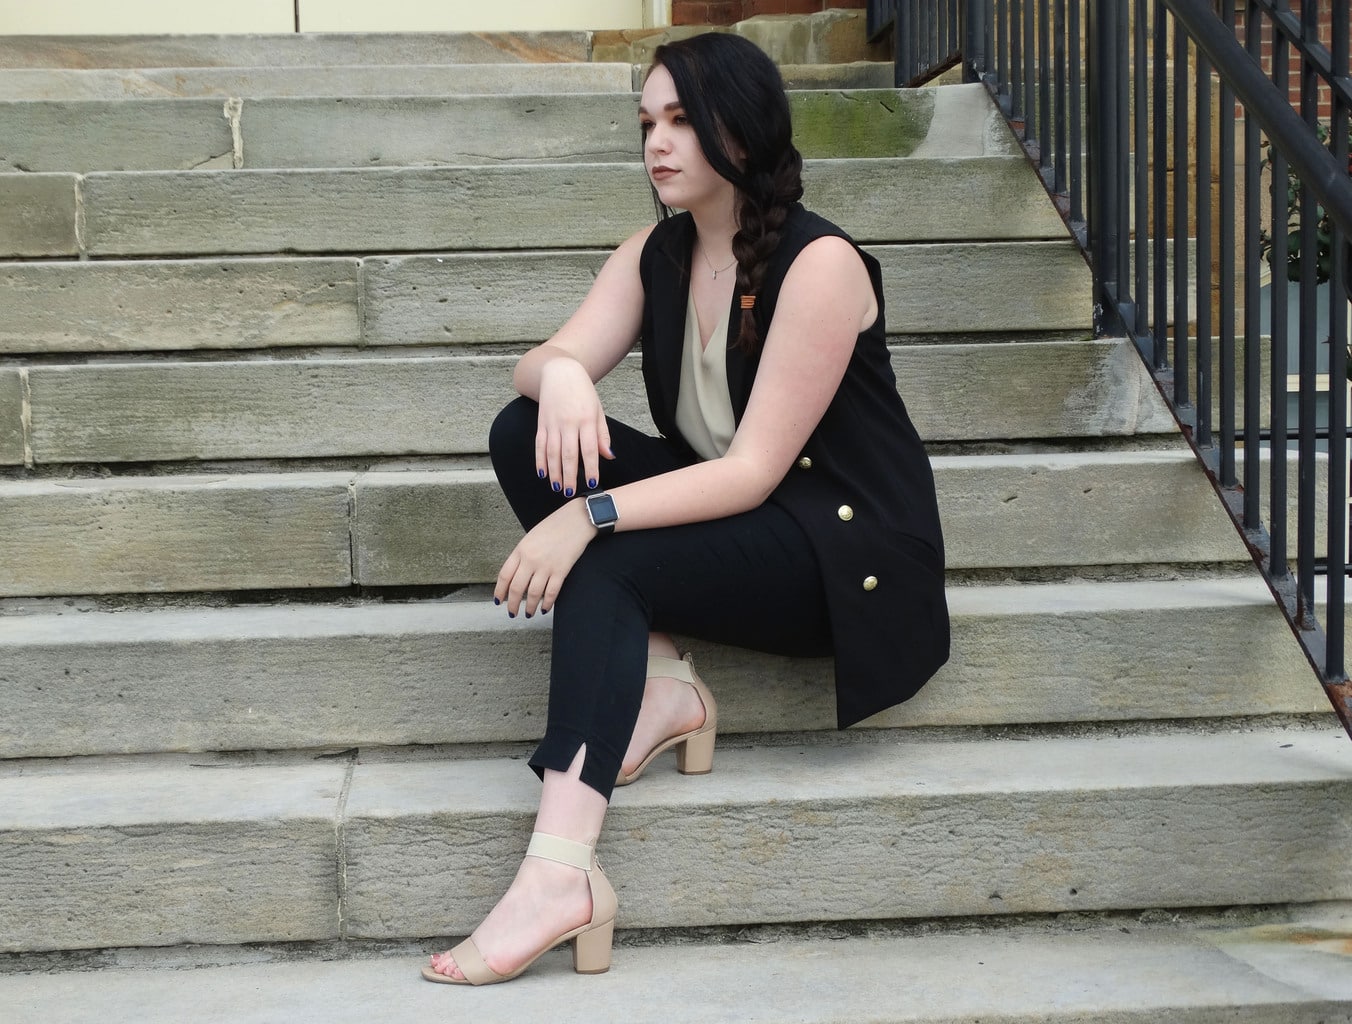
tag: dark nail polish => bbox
[564,487,574,498]
[587,478,598,489]
[541,607,550,615]
[525,612,533,619]
[508,612,516,619]
[551,481,561,492]
[537,468,546,479]
[493,597,500,606]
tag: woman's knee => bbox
[489,396,539,463]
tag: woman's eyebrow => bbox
[637,101,685,115]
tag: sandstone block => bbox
[0,257,360,353]
[0,99,235,172]
[0,473,354,596]
[0,370,24,465]
[0,172,78,257]
[0,761,346,952]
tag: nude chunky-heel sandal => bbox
[615,653,718,787]
[421,832,618,985]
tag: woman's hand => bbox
[495,499,596,617]
[535,357,615,498]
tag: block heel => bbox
[615,653,718,786]
[572,916,614,974]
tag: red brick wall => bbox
[1237,0,1344,122]
[672,0,865,28]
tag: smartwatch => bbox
[585,491,619,535]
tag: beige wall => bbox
[0,0,657,34]
[0,0,295,34]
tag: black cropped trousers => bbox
[489,397,833,801]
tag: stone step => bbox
[5,908,1352,1023]
[0,86,1010,172]
[5,339,1164,467]
[0,61,895,101]
[0,240,1090,355]
[0,63,637,100]
[2,157,1070,259]
[0,579,1322,759]
[0,451,1244,598]
[0,33,596,69]
[1,727,1347,951]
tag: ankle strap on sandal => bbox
[646,653,695,684]
[525,832,594,870]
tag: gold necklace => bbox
[697,242,737,280]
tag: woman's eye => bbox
[673,114,689,125]
[639,120,654,134]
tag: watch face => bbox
[587,492,618,525]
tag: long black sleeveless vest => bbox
[638,204,950,727]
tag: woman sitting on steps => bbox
[424,31,949,986]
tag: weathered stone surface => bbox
[0,172,78,257]
[363,250,608,344]
[0,370,24,466]
[79,157,1067,257]
[352,469,516,586]
[0,473,353,597]
[0,33,593,69]
[5,915,1352,1023]
[351,451,1246,587]
[342,728,1352,936]
[0,63,635,100]
[0,100,235,173]
[24,339,1163,465]
[0,579,1323,758]
[0,761,345,952]
[243,95,642,168]
[935,448,1249,568]
[0,258,360,353]
[367,240,1086,345]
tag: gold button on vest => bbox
[862,575,878,591]
[797,456,813,470]
[837,505,854,522]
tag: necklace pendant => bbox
[711,269,718,280]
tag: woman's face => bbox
[639,64,733,214]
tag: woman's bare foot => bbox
[620,666,708,779]
[427,854,593,981]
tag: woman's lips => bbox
[650,166,678,181]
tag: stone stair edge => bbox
[4,910,1352,1024]
[0,727,1347,950]
[0,576,1329,760]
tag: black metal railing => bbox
[867,0,965,86]
[904,0,1352,732]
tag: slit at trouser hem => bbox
[527,727,626,802]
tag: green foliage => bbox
[1257,122,1351,285]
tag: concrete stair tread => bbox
[0,241,1091,355]
[4,909,1352,1023]
[0,84,1015,171]
[1,726,1348,950]
[3,157,1071,259]
[0,61,897,101]
[0,578,1326,758]
[7,338,1162,467]
[0,451,1249,598]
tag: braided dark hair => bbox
[647,33,804,352]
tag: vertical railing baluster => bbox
[1133,0,1149,330]
[997,0,1010,113]
[1069,0,1083,225]
[1295,0,1319,622]
[1038,0,1052,175]
[1152,0,1168,369]
[1195,23,1212,449]
[1173,11,1191,413]
[1218,0,1236,488]
[1116,0,1132,319]
[1053,0,1068,193]
[1023,0,1037,143]
[1011,0,1024,124]
[1330,0,1351,682]
[1269,17,1289,580]
[1243,0,1262,528]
